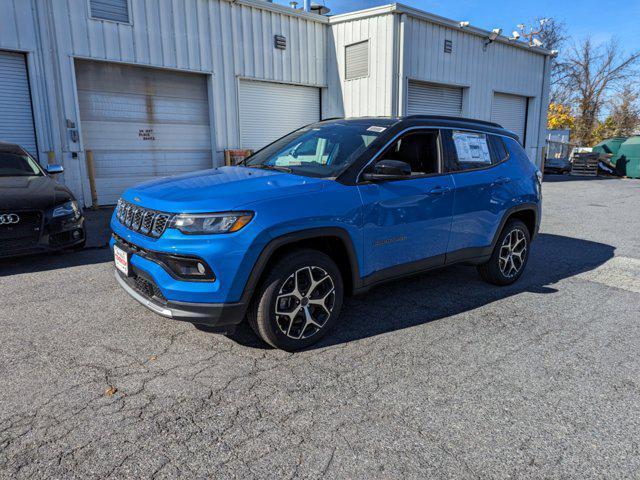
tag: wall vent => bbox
[89,0,129,23]
[345,40,369,80]
[444,39,453,53]
[274,35,287,50]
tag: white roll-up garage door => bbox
[407,81,463,117]
[76,61,212,205]
[491,93,527,143]
[0,51,37,156]
[239,80,320,151]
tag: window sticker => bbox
[452,131,491,164]
[367,126,386,133]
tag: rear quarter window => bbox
[489,135,509,164]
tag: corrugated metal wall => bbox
[401,15,546,161]
[326,11,549,164]
[50,0,326,150]
[0,0,57,164]
[3,0,327,202]
[325,14,396,118]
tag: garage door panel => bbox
[491,93,527,143]
[78,91,209,124]
[76,60,212,205]
[81,121,212,150]
[407,81,463,117]
[0,51,37,156]
[75,62,207,99]
[91,150,211,177]
[239,80,320,151]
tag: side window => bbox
[489,135,509,164]
[449,130,492,171]
[375,131,440,176]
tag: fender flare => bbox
[490,202,539,250]
[238,227,362,305]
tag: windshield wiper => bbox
[247,164,292,173]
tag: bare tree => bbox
[608,86,640,136]
[561,38,640,145]
[535,18,569,103]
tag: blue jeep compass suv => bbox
[111,116,542,350]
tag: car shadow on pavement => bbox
[0,247,112,277]
[227,233,616,350]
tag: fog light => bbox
[160,254,215,281]
[72,229,82,239]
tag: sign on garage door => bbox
[239,79,320,151]
[0,51,37,156]
[76,61,212,205]
[491,93,527,144]
[407,81,463,117]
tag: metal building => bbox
[0,0,550,207]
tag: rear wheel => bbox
[248,249,344,351]
[477,219,530,286]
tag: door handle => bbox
[427,185,451,196]
[493,176,512,186]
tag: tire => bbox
[248,249,344,351]
[477,219,530,286]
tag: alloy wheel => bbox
[498,229,527,278]
[274,266,336,340]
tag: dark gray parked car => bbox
[0,141,85,258]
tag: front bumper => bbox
[0,213,85,258]
[115,269,247,331]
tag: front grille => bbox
[116,200,173,238]
[0,211,41,251]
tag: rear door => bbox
[358,129,455,277]
[444,130,514,254]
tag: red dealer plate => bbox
[114,244,129,276]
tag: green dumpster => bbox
[613,136,640,178]
[593,137,627,165]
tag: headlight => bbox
[52,200,81,218]
[170,212,254,235]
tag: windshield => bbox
[244,122,388,178]
[0,152,43,177]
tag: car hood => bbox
[122,166,326,213]
[0,175,74,211]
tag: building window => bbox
[89,0,130,23]
[345,40,369,80]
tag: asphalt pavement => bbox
[1,175,639,479]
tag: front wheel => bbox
[248,249,344,351]
[477,219,530,286]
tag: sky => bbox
[275,0,640,55]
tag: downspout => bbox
[393,13,407,116]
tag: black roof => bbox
[318,115,517,140]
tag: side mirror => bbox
[362,159,411,182]
[46,164,64,175]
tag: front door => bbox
[358,129,455,278]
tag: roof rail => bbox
[404,115,502,128]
